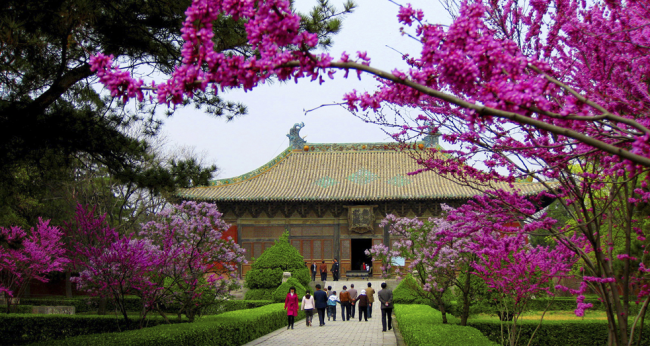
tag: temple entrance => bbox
[351,238,372,270]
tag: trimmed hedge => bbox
[21,297,144,313]
[272,278,306,303]
[0,314,186,345]
[244,289,274,301]
[245,268,284,289]
[395,304,498,346]
[202,300,274,315]
[0,305,33,313]
[447,296,643,317]
[31,303,305,346]
[526,297,641,315]
[245,232,310,288]
[393,274,430,305]
[468,319,650,346]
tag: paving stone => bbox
[243,280,397,346]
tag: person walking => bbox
[331,258,340,281]
[357,289,369,322]
[314,284,328,326]
[327,291,340,321]
[284,286,299,330]
[366,282,375,319]
[326,286,334,320]
[339,285,351,321]
[348,284,358,319]
[301,289,315,327]
[319,260,328,281]
[378,282,394,332]
[311,262,318,282]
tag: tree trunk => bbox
[65,270,72,298]
[461,294,470,326]
[460,269,472,326]
[435,296,448,324]
[98,297,107,315]
[156,305,171,324]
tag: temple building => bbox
[177,124,544,276]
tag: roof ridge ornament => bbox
[423,132,439,148]
[287,122,307,149]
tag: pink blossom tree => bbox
[139,201,246,322]
[86,0,650,344]
[368,213,472,324]
[70,206,168,325]
[0,219,69,313]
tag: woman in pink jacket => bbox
[284,286,299,329]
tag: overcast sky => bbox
[160,0,451,179]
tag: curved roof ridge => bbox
[208,146,294,187]
[207,141,433,188]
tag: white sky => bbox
[161,0,451,179]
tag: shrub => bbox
[272,278,306,303]
[21,297,145,313]
[394,274,430,305]
[0,305,33,313]
[0,314,186,345]
[467,319,650,346]
[244,289,274,301]
[393,274,453,314]
[245,268,284,289]
[30,303,305,346]
[394,304,497,346]
[221,300,275,313]
[245,231,309,288]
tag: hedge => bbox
[0,305,33,313]
[272,278,306,303]
[202,300,274,315]
[245,231,310,288]
[393,274,430,305]
[20,296,260,315]
[21,297,144,313]
[448,296,643,317]
[468,319,650,346]
[0,314,186,345]
[31,303,305,346]
[244,289,274,301]
[394,304,498,346]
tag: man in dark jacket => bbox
[311,262,317,281]
[314,284,328,326]
[378,282,394,332]
[331,259,340,281]
[319,261,328,281]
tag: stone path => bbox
[243,280,397,346]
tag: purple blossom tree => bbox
[139,201,246,322]
[0,219,69,313]
[368,213,472,324]
[70,206,167,325]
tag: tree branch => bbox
[283,61,650,168]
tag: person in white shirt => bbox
[301,290,316,326]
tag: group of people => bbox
[283,282,394,332]
[310,259,339,281]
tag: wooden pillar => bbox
[383,224,390,249]
[334,223,340,261]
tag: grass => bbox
[468,310,609,322]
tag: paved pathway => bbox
[243,280,397,346]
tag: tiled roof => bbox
[177,142,546,202]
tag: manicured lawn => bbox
[469,310,608,322]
